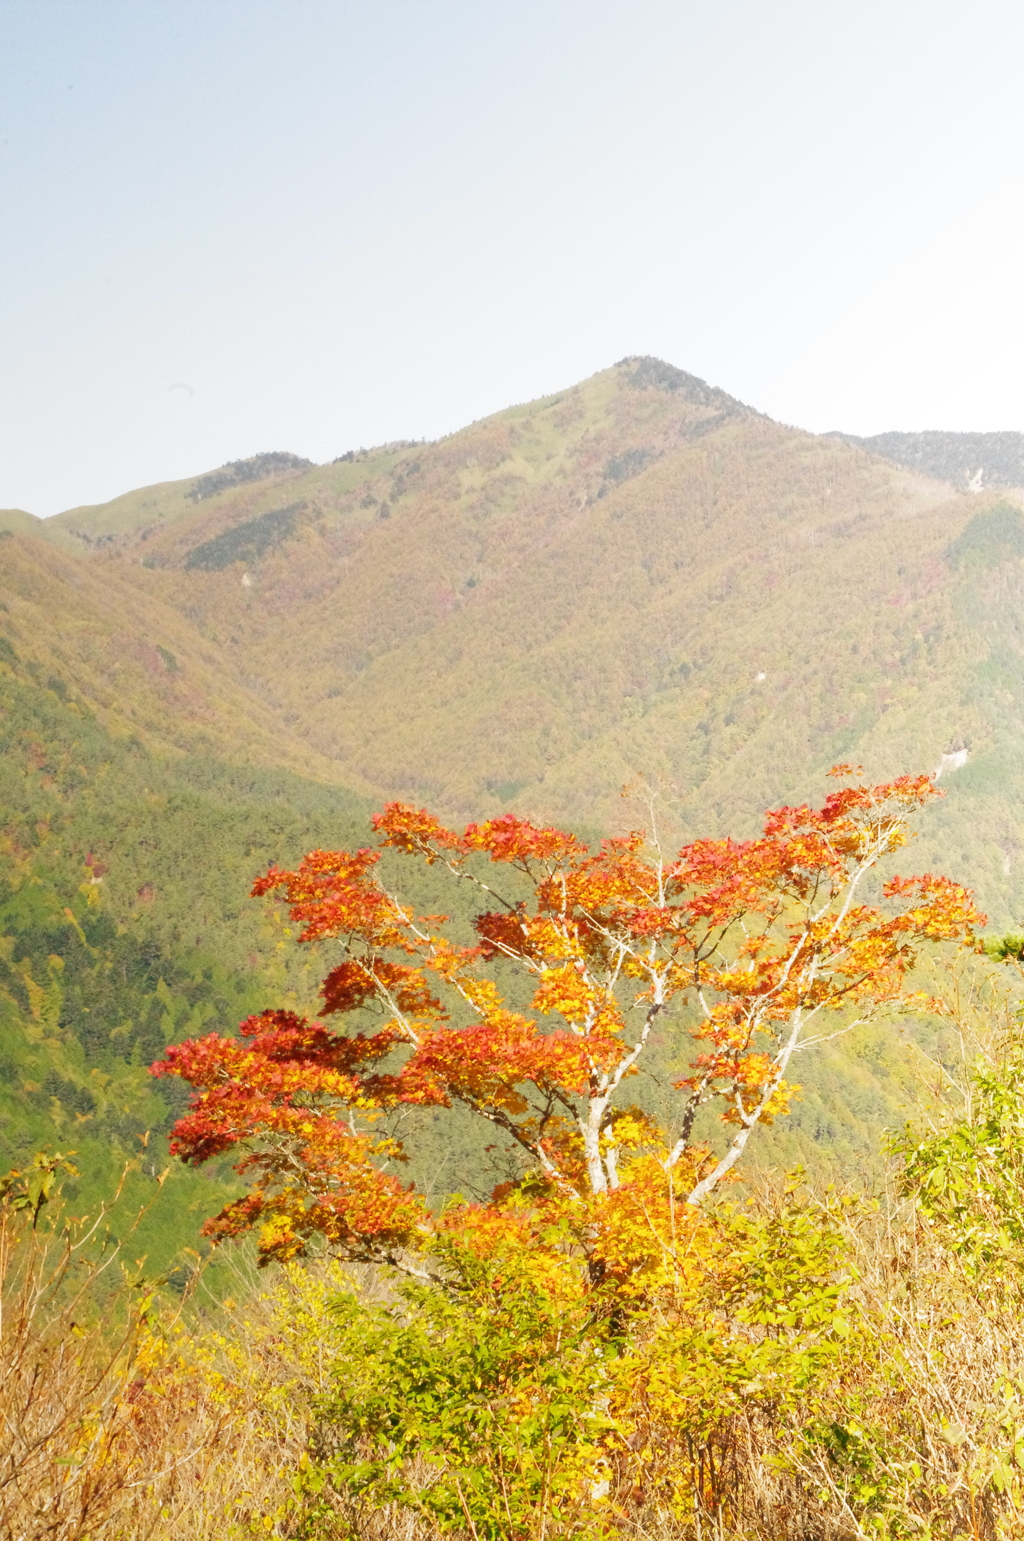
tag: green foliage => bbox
[188,451,313,503]
[597,445,660,496]
[184,501,304,571]
[893,1040,1024,1277]
[621,355,743,407]
[0,1150,79,1227]
[0,664,382,1272]
[985,932,1024,962]
[0,860,262,1138]
[306,1279,615,1539]
[298,1190,857,1540]
[0,871,259,1277]
[846,429,1024,491]
[947,500,1024,570]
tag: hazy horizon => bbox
[4,1,1024,517]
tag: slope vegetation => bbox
[17,356,1024,926]
[6,356,1024,1235]
[840,429,1024,492]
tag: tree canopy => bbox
[156,768,981,1281]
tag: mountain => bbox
[11,355,1024,922]
[835,430,1024,493]
[5,355,1024,1244]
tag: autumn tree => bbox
[155,768,980,1283]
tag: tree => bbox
[154,767,980,1281]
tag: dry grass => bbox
[603,1197,1024,1541]
[7,1175,1024,1541]
[0,1191,332,1541]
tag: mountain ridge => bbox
[9,361,1023,538]
[832,429,1024,493]
[5,358,1024,929]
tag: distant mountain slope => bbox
[8,357,1024,934]
[0,527,383,795]
[10,356,1024,1220]
[836,430,1024,492]
[0,509,44,536]
[37,445,425,550]
[0,646,381,1274]
[0,647,942,1224]
[187,450,313,503]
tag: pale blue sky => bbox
[3,1,1024,515]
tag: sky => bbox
[3,0,1024,517]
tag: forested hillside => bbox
[0,644,945,1248]
[4,354,1024,1256]
[0,646,378,1270]
[838,428,1024,492]
[8,357,1024,921]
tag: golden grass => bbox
[631,1207,1024,1540]
[0,1195,320,1541]
[8,1174,1024,1541]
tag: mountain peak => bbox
[616,355,749,413]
